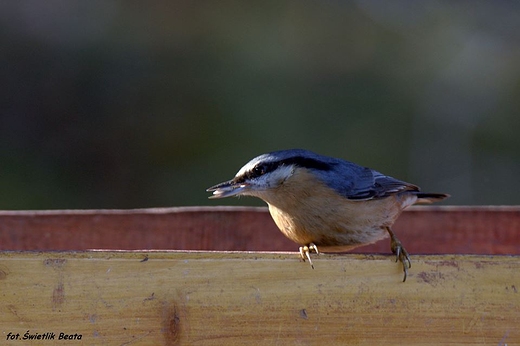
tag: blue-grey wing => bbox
[316,161,418,200]
[347,171,419,200]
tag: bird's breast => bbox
[260,169,405,249]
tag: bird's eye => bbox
[252,165,265,177]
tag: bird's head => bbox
[207,149,333,200]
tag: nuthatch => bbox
[207,149,449,281]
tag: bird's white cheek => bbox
[270,165,295,186]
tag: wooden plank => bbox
[0,251,519,345]
[0,206,519,254]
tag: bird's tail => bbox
[415,192,450,204]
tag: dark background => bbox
[1,1,519,210]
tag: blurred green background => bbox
[1,1,519,209]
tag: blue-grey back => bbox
[260,149,417,200]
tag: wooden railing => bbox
[0,206,519,345]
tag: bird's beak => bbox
[206,180,250,199]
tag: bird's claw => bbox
[389,231,411,282]
[299,243,319,269]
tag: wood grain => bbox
[0,251,518,345]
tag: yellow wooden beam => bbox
[1,251,518,345]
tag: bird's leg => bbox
[299,243,319,269]
[386,227,411,282]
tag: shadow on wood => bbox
[0,206,519,254]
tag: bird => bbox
[206,149,449,281]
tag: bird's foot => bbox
[388,229,411,282]
[299,243,319,269]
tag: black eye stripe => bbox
[244,156,333,180]
[253,165,265,175]
[247,163,273,179]
[281,157,333,171]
